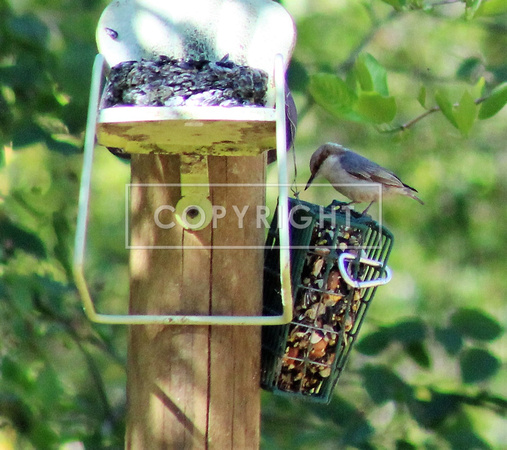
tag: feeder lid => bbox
[96,0,296,107]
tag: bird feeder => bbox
[72,1,298,446]
[73,0,296,326]
[262,198,394,403]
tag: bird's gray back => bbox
[340,150,404,187]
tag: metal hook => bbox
[338,252,392,289]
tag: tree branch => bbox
[398,105,440,131]
[385,95,487,133]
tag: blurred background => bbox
[0,0,506,448]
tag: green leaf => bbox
[380,0,406,11]
[319,398,375,444]
[0,217,47,258]
[389,318,427,343]
[408,391,461,429]
[404,342,431,368]
[322,396,363,424]
[417,85,426,108]
[478,83,507,119]
[1,356,35,392]
[12,124,48,149]
[451,308,503,341]
[287,59,309,92]
[475,0,507,16]
[456,57,482,82]
[396,440,417,450]
[309,73,357,118]
[356,92,397,124]
[354,58,374,92]
[356,329,392,355]
[435,90,458,128]
[341,420,375,446]
[435,327,463,355]
[361,365,411,404]
[460,348,500,383]
[7,13,49,50]
[357,53,390,96]
[454,90,477,136]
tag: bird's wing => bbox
[340,151,407,188]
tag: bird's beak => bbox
[305,173,315,190]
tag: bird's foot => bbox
[331,200,356,211]
[360,201,375,216]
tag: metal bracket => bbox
[338,252,392,289]
[175,154,213,231]
[73,53,293,325]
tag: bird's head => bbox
[305,142,346,190]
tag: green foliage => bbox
[264,1,506,448]
[356,91,397,124]
[361,365,411,404]
[460,348,500,383]
[1,0,127,447]
[378,0,507,17]
[310,53,397,125]
[475,0,507,16]
[451,308,504,341]
[306,3,507,135]
[478,83,507,119]
[0,0,506,448]
[309,73,358,121]
[433,89,478,136]
[355,307,504,413]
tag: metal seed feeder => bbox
[262,198,394,402]
[73,0,296,325]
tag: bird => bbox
[305,142,424,213]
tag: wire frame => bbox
[262,197,394,403]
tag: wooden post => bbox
[126,153,265,449]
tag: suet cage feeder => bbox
[262,198,394,403]
[73,0,296,326]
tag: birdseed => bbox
[101,54,268,108]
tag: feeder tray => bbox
[96,55,278,156]
[262,198,394,403]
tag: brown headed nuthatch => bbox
[305,142,424,212]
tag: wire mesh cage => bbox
[262,197,394,403]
